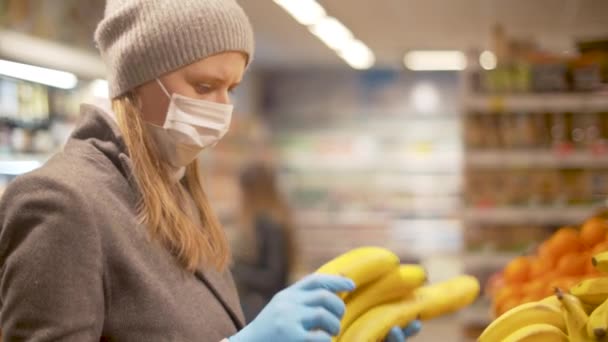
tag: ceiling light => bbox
[273,0,326,26]
[309,16,353,51]
[403,51,467,71]
[91,79,109,99]
[338,40,375,70]
[0,59,77,89]
[479,50,497,70]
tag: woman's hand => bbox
[230,274,355,342]
[385,320,422,342]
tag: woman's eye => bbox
[195,84,213,94]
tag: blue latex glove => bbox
[230,274,355,342]
[385,320,422,342]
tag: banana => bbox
[339,275,479,341]
[338,296,424,342]
[340,264,426,333]
[587,298,608,339]
[556,288,593,342]
[539,295,562,309]
[316,246,399,298]
[478,300,566,342]
[415,275,480,320]
[501,323,568,342]
[571,277,608,305]
[593,252,608,273]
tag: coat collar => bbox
[195,268,246,329]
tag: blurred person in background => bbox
[0,0,419,341]
[232,162,296,322]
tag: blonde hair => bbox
[112,92,230,272]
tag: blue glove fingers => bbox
[301,307,342,336]
[305,330,333,342]
[295,274,355,293]
[385,326,407,342]
[403,320,422,337]
[303,289,347,319]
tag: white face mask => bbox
[147,79,233,169]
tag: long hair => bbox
[111,92,230,272]
[238,163,296,270]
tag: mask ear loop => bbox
[156,79,172,98]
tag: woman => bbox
[232,162,296,322]
[0,0,418,341]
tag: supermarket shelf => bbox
[465,93,608,112]
[463,206,603,225]
[461,252,520,267]
[281,156,462,173]
[0,153,52,175]
[466,150,608,168]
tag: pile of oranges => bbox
[488,216,608,317]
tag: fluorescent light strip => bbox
[273,0,375,70]
[309,16,353,51]
[338,39,375,70]
[273,0,326,26]
[404,51,467,71]
[0,59,78,89]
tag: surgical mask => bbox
[147,79,233,169]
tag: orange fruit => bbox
[497,296,523,317]
[550,227,583,258]
[522,279,547,299]
[519,294,537,305]
[493,285,520,305]
[529,257,552,278]
[556,252,587,277]
[492,285,522,316]
[538,241,558,268]
[581,217,608,248]
[580,251,597,275]
[549,276,581,292]
[504,256,532,284]
[592,240,608,254]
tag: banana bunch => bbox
[479,251,608,342]
[316,247,480,341]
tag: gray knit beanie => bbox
[95,0,254,98]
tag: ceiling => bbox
[2,0,607,72]
[239,0,608,69]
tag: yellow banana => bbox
[539,295,562,308]
[338,297,424,341]
[415,275,480,320]
[593,252,608,273]
[339,275,479,341]
[340,264,426,334]
[571,277,608,306]
[556,288,593,342]
[501,323,568,342]
[316,247,399,298]
[587,298,608,339]
[478,300,566,342]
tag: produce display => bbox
[481,217,608,341]
[316,247,480,341]
[487,217,608,317]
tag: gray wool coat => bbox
[0,104,245,341]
